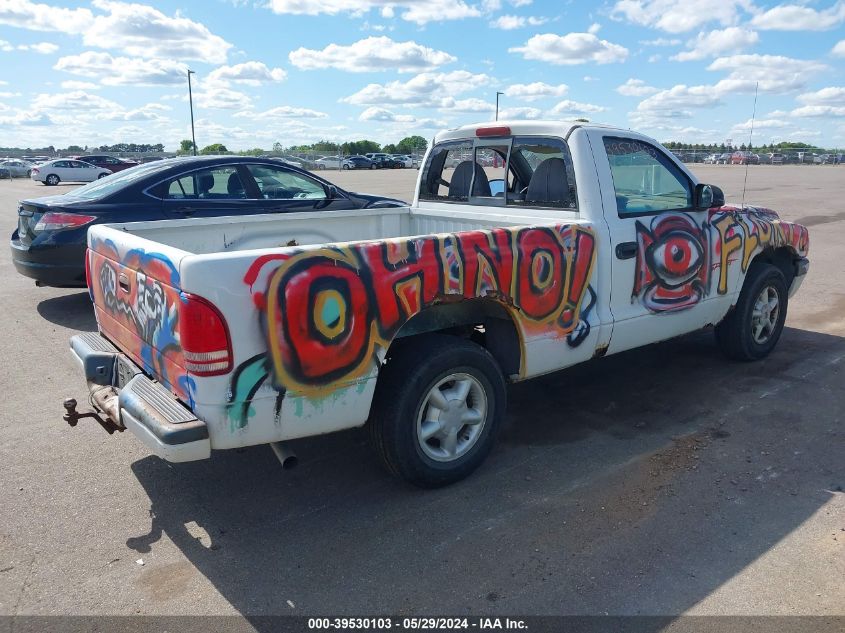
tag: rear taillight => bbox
[31,168,39,174]
[34,211,96,232]
[178,293,232,376]
[84,248,92,289]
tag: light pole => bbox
[495,91,504,121]
[187,69,197,156]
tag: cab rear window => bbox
[419,137,577,210]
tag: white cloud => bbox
[31,90,120,111]
[731,118,789,132]
[672,27,758,61]
[192,86,252,110]
[0,110,54,126]
[548,99,607,115]
[54,51,186,86]
[509,32,628,65]
[1,38,58,53]
[504,82,568,101]
[708,54,827,95]
[358,107,416,122]
[60,80,99,90]
[289,37,455,73]
[635,84,721,118]
[610,0,754,33]
[797,86,845,106]
[639,37,682,46]
[341,70,490,107]
[266,0,482,25]
[791,105,845,117]
[449,98,496,112]
[498,106,543,119]
[0,0,231,64]
[751,1,845,31]
[207,62,287,86]
[490,14,547,29]
[792,87,845,117]
[832,40,845,56]
[16,41,58,54]
[0,0,93,33]
[616,78,659,96]
[103,102,171,122]
[234,106,329,119]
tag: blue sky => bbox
[1,0,844,151]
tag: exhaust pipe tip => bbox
[270,441,298,470]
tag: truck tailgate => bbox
[87,233,192,404]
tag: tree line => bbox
[663,141,830,152]
[175,135,429,157]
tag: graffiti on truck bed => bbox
[223,224,598,425]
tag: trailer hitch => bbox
[63,398,124,435]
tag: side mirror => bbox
[327,185,338,199]
[696,183,724,209]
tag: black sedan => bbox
[11,156,406,287]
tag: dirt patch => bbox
[136,560,196,602]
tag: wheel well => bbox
[750,246,795,285]
[389,300,522,379]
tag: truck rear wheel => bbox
[369,335,506,487]
[715,263,788,361]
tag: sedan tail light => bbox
[34,212,96,232]
[31,168,39,174]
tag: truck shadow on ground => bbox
[126,326,843,624]
[36,290,96,331]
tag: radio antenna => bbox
[741,82,759,210]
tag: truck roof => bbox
[434,120,629,144]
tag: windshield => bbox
[62,161,174,200]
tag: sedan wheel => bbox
[46,174,60,186]
[98,173,108,179]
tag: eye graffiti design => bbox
[633,213,709,313]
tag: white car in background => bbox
[313,156,342,170]
[393,155,419,168]
[30,159,112,186]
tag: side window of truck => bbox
[603,137,693,216]
[509,138,577,210]
[419,141,474,202]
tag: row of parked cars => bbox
[313,153,420,170]
[693,151,843,165]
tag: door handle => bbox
[173,207,196,216]
[615,241,638,260]
[118,273,130,292]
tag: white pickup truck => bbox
[66,121,810,487]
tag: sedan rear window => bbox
[61,161,170,200]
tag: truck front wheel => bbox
[369,335,506,487]
[715,263,788,361]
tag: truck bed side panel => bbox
[88,233,192,404]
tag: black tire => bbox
[368,334,506,488]
[45,174,60,186]
[97,173,108,179]
[715,263,788,361]
[342,164,350,170]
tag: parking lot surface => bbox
[0,166,842,619]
